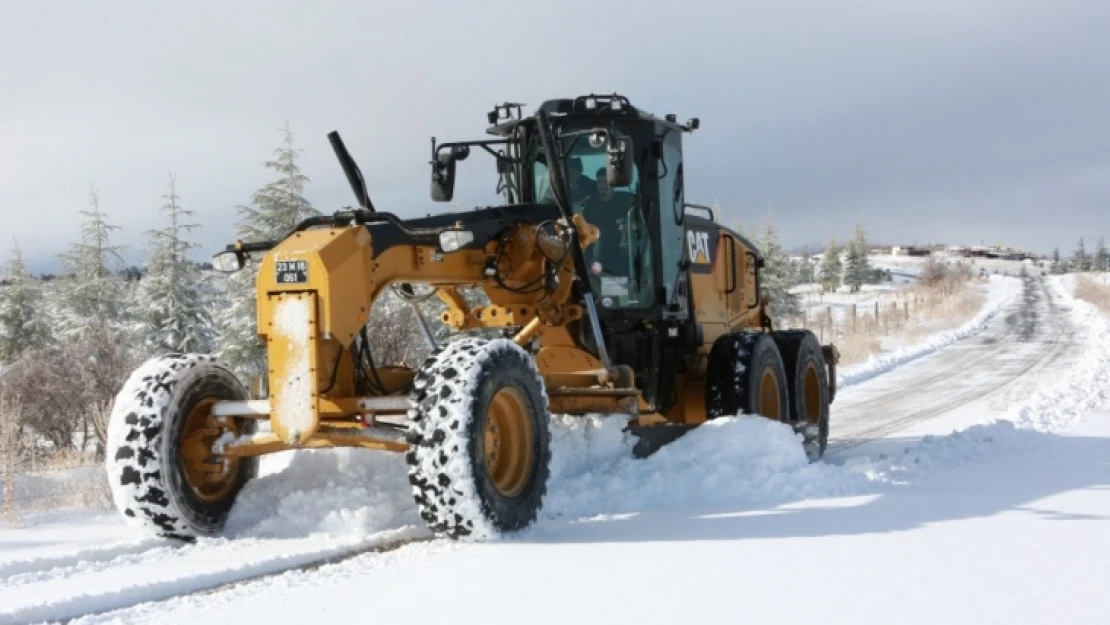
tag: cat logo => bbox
[687,230,711,265]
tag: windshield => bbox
[531,125,651,309]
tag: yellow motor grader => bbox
[106,94,837,540]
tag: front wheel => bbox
[105,354,257,540]
[405,338,551,539]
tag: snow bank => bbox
[837,275,1018,388]
[224,448,420,540]
[542,416,870,521]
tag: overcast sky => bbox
[2,0,1108,272]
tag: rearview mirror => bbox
[212,251,244,273]
[606,137,633,188]
[431,152,457,202]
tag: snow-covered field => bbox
[2,274,1109,624]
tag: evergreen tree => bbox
[0,240,51,363]
[235,121,319,241]
[1072,237,1089,272]
[843,223,872,293]
[56,186,127,339]
[215,123,318,376]
[137,174,214,355]
[1094,236,1108,272]
[756,215,801,319]
[796,247,816,285]
[818,237,842,293]
[1050,247,1065,275]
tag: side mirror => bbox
[430,146,470,202]
[212,250,244,273]
[606,137,633,187]
[431,152,457,202]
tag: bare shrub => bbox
[801,266,984,365]
[1,394,27,522]
[1075,275,1110,314]
[0,323,140,459]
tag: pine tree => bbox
[56,186,128,339]
[235,121,319,241]
[843,223,872,293]
[1094,236,1108,272]
[137,174,214,355]
[1072,237,1090,272]
[0,240,51,363]
[215,123,319,376]
[1050,247,1065,275]
[796,247,816,285]
[756,215,801,320]
[818,237,842,293]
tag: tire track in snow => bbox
[0,527,429,625]
[828,275,1072,452]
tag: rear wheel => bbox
[706,332,789,421]
[405,338,551,539]
[106,354,257,540]
[773,330,831,461]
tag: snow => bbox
[271,296,313,444]
[3,274,1110,624]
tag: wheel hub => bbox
[180,398,242,503]
[483,387,534,498]
[759,367,781,420]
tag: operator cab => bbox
[518,95,699,319]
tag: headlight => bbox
[439,230,474,253]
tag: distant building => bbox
[891,245,932,257]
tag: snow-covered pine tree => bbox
[818,237,842,293]
[56,186,128,340]
[1050,247,1065,274]
[215,122,320,376]
[756,215,801,320]
[0,240,51,363]
[137,174,214,355]
[843,223,872,293]
[796,247,816,285]
[1094,236,1109,272]
[1072,237,1090,273]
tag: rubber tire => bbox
[405,338,551,539]
[772,330,830,461]
[106,354,257,540]
[705,332,789,421]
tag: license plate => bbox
[275,260,308,284]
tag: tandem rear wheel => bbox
[706,330,830,461]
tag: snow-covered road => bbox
[829,274,1075,455]
[3,274,1109,625]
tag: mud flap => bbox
[627,424,699,459]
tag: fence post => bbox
[852,304,857,332]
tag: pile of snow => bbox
[837,275,1018,388]
[543,415,869,522]
[223,448,420,540]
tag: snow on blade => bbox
[272,296,313,443]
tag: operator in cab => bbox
[582,167,634,279]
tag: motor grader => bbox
[106,94,837,540]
